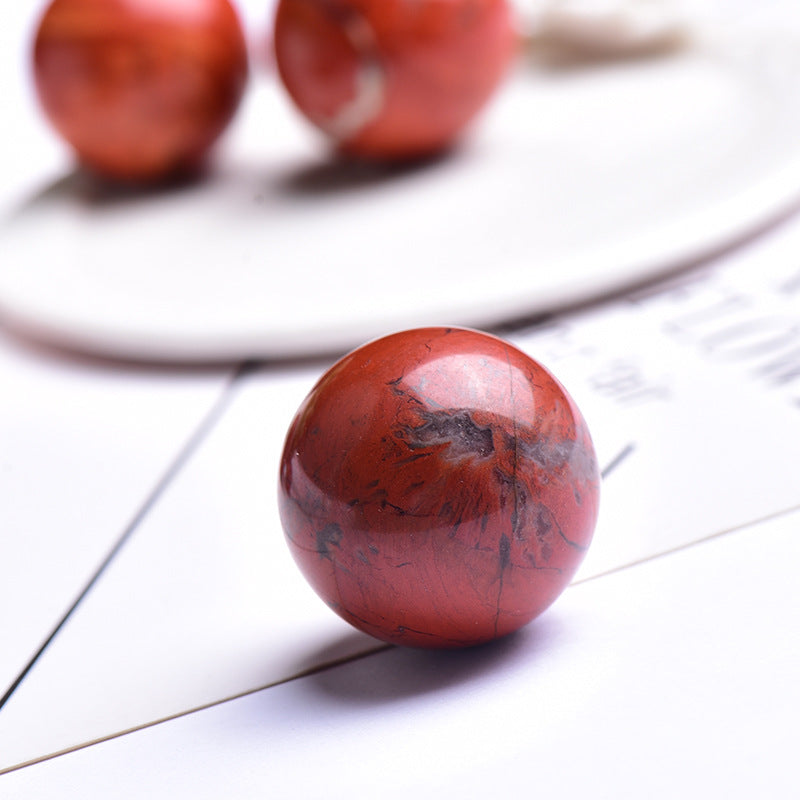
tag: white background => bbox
[1,1,799,796]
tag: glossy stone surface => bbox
[33,0,249,183]
[279,328,600,648]
[273,0,517,161]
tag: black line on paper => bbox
[571,501,800,588]
[0,361,257,714]
[3,495,800,776]
[600,442,636,480]
[0,642,393,776]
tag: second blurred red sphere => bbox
[273,0,517,161]
[33,0,249,183]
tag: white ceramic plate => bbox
[2,14,800,361]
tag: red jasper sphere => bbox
[272,0,517,160]
[279,328,600,648]
[32,0,249,182]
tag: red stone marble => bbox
[272,0,517,160]
[279,328,600,648]
[33,0,249,183]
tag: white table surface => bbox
[1,0,798,796]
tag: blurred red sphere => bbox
[33,0,249,182]
[279,328,600,648]
[273,0,517,160]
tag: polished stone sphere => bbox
[33,0,249,182]
[279,327,600,648]
[273,0,517,160]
